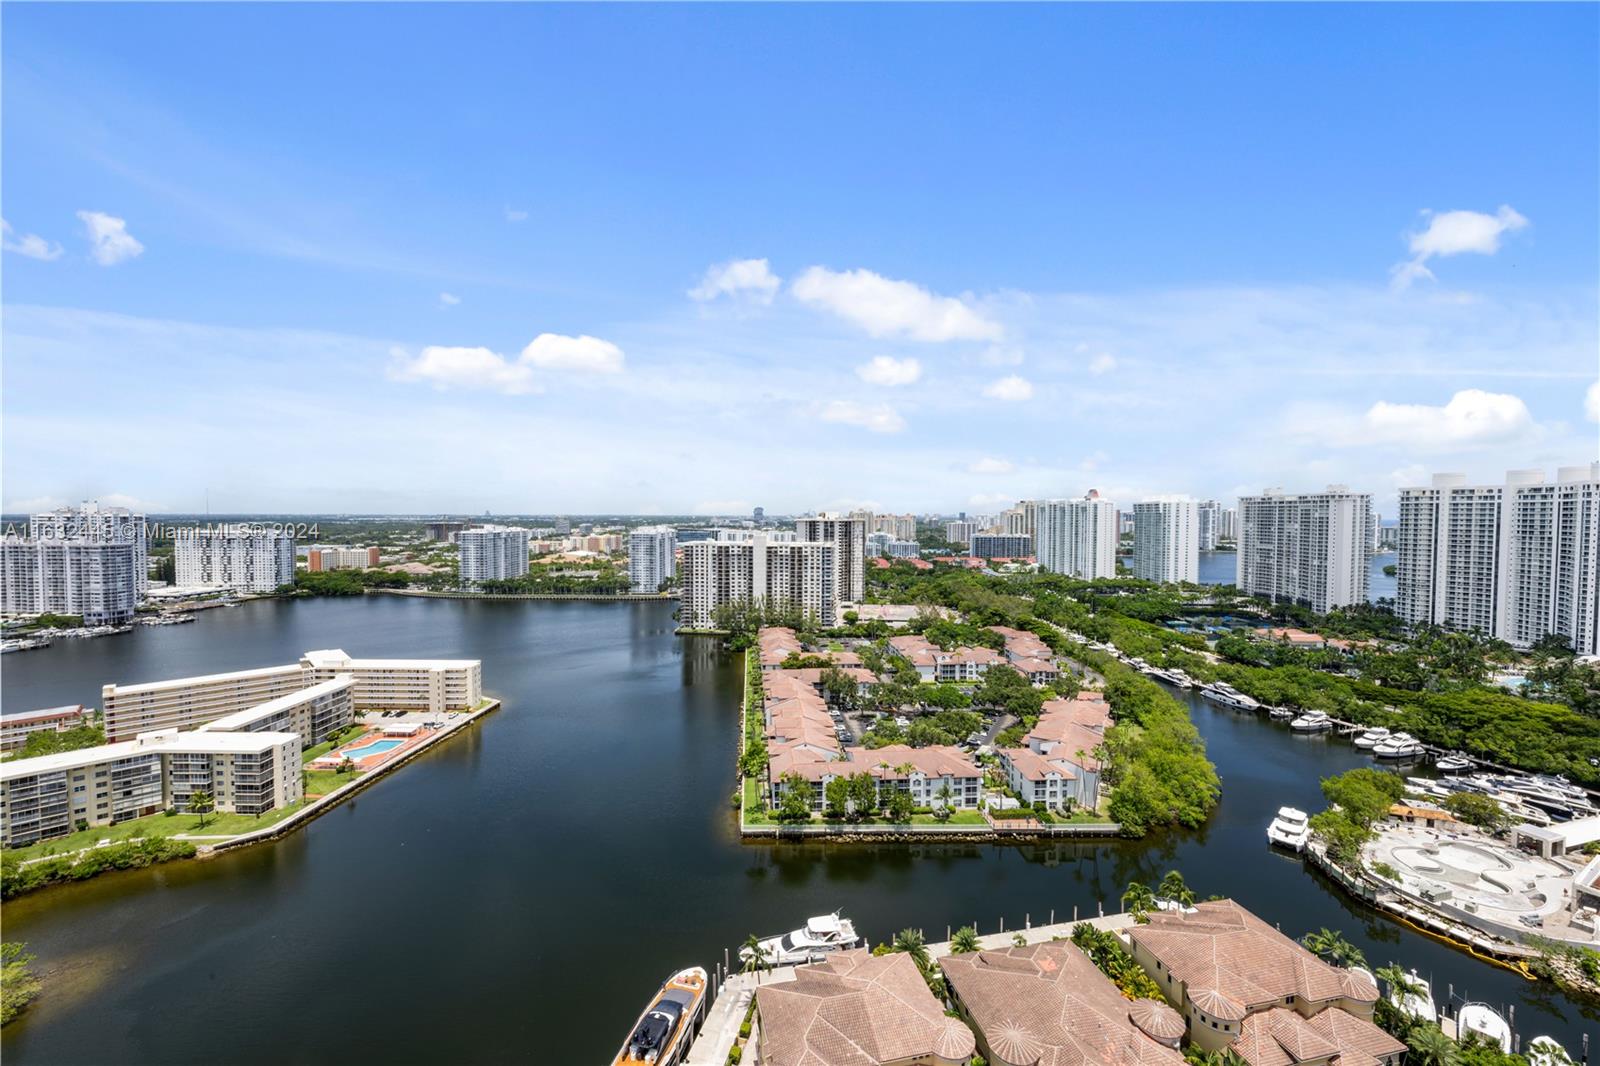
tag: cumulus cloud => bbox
[689,258,781,304]
[817,400,906,434]
[983,375,1034,401]
[967,457,1015,475]
[791,266,1002,342]
[1088,352,1117,375]
[520,333,625,373]
[1587,380,1600,424]
[1392,205,1528,289]
[439,292,461,307]
[1363,389,1535,448]
[77,210,144,266]
[856,355,922,387]
[2,219,63,261]
[388,346,539,395]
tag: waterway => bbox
[1,597,1589,1063]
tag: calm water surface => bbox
[0,597,1589,1064]
[1196,549,1398,600]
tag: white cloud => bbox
[856,355,922,387]
[983,375,1034,402]
[1392,205,1528,289]
[77,210,144,266]
[791,266,1002,342]
[1586,380,1600,424]
[2,219,63,261]
[980,345,1025,366]
[817,400,906,434]
[505,207,529,223]
[520,333,625,374]
[1088,352,1117,375]
[1362,389,1535,448]
[967,457,1015,475]
[439,292,461,307]
[1390,464,1430,488]
[689,258,781,305]
[388,345,538,395]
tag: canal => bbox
[0,597,1590,1063]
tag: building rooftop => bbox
[105,661,304,696]
[941,940,1185,1066]
[0,727,299,779]
[1233,1007,1405,1066]
[1,705,86,726]
[756,949,972,1066]
[197,675,355,732]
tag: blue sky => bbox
[3,4,1596,516]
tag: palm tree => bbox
[1405,1024,1461,1066]
[935,783,956,822]
[1300,928,1366,970]
[892,928,931,972]
[1158,870,1195,907]
[1376,963,1420,1001]
[187,789,215,830]
[1121,880,1156,919]
[741,934,770,977]
[950,926,981,954]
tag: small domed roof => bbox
[1129,998,1187,1042]
[934,1017,977,1061]
[989,1021,1045,1065]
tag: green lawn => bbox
[299,725,367,764]
[304,767,364,797]
[1,801,311,862]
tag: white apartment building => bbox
[867,533,919,558]
[795,513,867,604]
[1,538,140,625]
[944,520,980,546]
[300,649,484,712]
[104,662,310,741]
[1237,486,1372,614]
[0,729,302,847]
[174,525,296,593]
[679,532,837,629]
[1034,492,1119,579]
[456,525,530,586]
[31,502,148,594]
[969,533,1034,559]
[1132,498,1200,584]
[197,675,355,746]
[1399,465,1600,654]
[1196,500,1227,551]
[1000,505,1034,538]
[627,525,677,593]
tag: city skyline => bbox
[4,5,1597,515]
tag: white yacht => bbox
[1434,753,1474,773]
[1266,806,1311,851]
[1374,733,1425,759]
[1268,706,1296,720]
[740,913,862,967]
[1352,727,1390,749]
[1386,968,1436,1023]
[1290,710,1332,733]
[1201,682,1262,712]
[1457,1003,1512,1053]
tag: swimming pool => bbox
[341,738,403,761]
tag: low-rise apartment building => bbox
[306,547,381,571]
[998,694,1110,810]
[1126,899,1394,1066]
[197,675,355,746]
[767,742,984,813]
[1,705,90,751]
[988,625,1061,683]
[0,728,303,847]
[300,649,482,712]
[103,662,311,741]
[887,634,1006,682]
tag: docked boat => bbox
[1373,733,1425,759]
[1266,806,1311,851]
[1290,710,1332,733]
[1268,706,1296,720]
[1352,727,1390,750]
[1526,1036,1570,1066]
[1166,668,1197,689]
[1457,1003,1512,1053]
[1201,682,1261,712]
[1434,753,1474,773]
[614,966,707,1066]
[740,912,862,967]
[1386,968,1436,1024]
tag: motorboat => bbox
[1526,1036,1570,1066]
[1385,968,1436,1024]
[614,966,707,1066]
[1434,753,1474,773]
[1352,727,1390,750]
[1494,776,1597,819]
[1201,682,1262,712]
[1290,710,1332,733]
[1457,1003,1512,1053]
[1166,669,1197,689]
[1266,806,1311,851]
[1374,733,1425,759]
[741,912,862,966]
[1268,706,1296,720]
